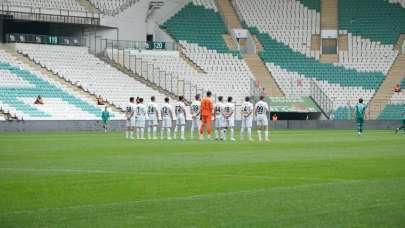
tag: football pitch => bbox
[0,130,404,227]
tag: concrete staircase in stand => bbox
[367,54,405,119]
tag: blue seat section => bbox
[0,62,104,118]
[250,31,385,90]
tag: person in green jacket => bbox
[101,106,110,133]
[353,98,367,136]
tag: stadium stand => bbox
[388,0,405,8]
[296,0,320,12]
[88,0,139,16]
[403,41,405,54]
[108,44,255,105]
[378,103,405,119]
[235,0,386,116]
[154,0,256,104]
[235,0,320,58]
[16,43,168,111]
[0,0,86,11]
[338,33,398,74]
[0,49,116,120]
[161,1,236,55]
[338,0,405,45]
[379,78,405,119]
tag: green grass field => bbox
[0,130,404,227]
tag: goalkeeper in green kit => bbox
[101,106,110,133]
[353,98,367,136]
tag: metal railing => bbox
[328,98,405,120]
[98,39,177,53]
[103,44,218,102]
[0,4,100,24]
[101,39,262,99]
[309,79,334,118]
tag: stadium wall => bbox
[0,120,401,132]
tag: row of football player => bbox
[124,95,270,141]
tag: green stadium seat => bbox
[339,0,405,44]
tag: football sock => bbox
[248,128,252,140]
[181,126,185,139]
[136,128,140,139]
[167,128,171,139]
[153,127,157,138]
[140,128,144,139]
[258,130,262,140]
[265,130,269,140]
[148,127,152,139]
[125,131,129,139]
[230,128,234,139]
[240,128,244,140]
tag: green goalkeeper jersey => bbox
[102,111,110,123]
[354,103,366,120]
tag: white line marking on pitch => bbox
[0,167,338,181]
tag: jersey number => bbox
[175,106,182,114]
[256,106,264,114]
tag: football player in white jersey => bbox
[223,96,235,141]
[147,96,159,140]
[240,96,254,141]
[190,94,201,140]
[135,97,148,140]
[160,97,173,140]
[174,96,187,140]
[125,97,136,139]
[255,95,270,141]
[214,96,225,140]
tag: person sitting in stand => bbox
[96,95,105,105]
[394,84,401,93]
[34,95,44,105]
[272,114,278,122]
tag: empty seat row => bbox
[0,49,120,120]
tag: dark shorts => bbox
[356,118,364,124]
[102,120,109,124]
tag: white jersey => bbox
[126,102,136,120]
[255,101,269,117]
[135,104,147,120]
[147,102,158,120]
[241,102,254,117]
[174,101,186,117]
[224,102,235,119]
[214,102,225,118]
[190,100,201,118]
[161,103,172,118]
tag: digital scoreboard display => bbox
[7,34,82,46]
[48,36,58,44]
